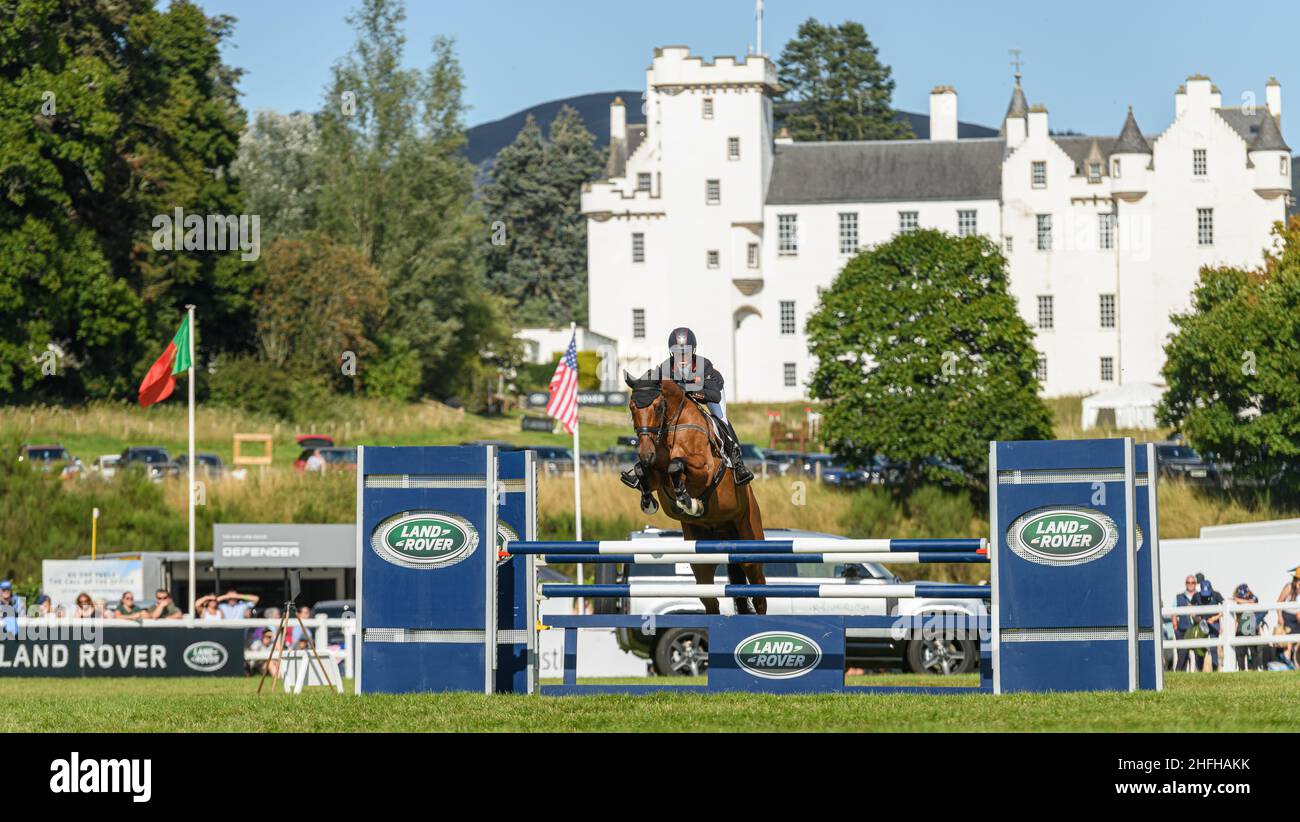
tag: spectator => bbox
[111,592,145,621]
[195,594,224,621]
[0,580,22,618]
[146,589,183,620]
[1192,577,1224,671]
[1173,574,1199,672]
[305,449,326,472]
[287,605,314,647]
[54,604,67,618]
[216,587,259,620]
[1232,584,1267,671]
[30,594,52,619]
[248,630,281,677]
[72,592,98,619]
[1276,568,1300,667]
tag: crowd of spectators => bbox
[1170,568,1300,672]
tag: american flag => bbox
[546,333,580,434]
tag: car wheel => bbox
[653,628,709,676]
[906,634,976,675]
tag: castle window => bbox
[839,212,859,254]
[637,173,651,192]
[1098,213,1115,250]
[1088,163,1102,183]
[631,232,645,263]
[898,211,919,234]
[1193,148,1207,177]
[1112,158,1121,178]
[1036,214,1053,251]
[706,250,720,269]
[1099,294,1116,328]
[1100,356,1114,382]
[1031,161,1047,188]
[780,301,796,335]
[702,98,714,119]
[1004,236,1014,254]
[727,137,740,160]
[747,243,760,268]
[1035,355,1048,384]
[1283,156,1290,175]
[632,309,646,339]
[778,214,798,256]
[1197,208,1214,246]
[705,179,720,204]
[957,210,977,237]
[783,362,797,387]
[1037,295,1054,330]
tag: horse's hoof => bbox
[734,599,755,616]
[641,497,659,515]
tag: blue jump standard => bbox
[509,538,985,555]
[541,552,990,564]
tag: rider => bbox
[644,327,754,485]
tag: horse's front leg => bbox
[667,459,702,517]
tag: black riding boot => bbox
[725,434,754,485]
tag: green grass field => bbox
[1,672,1292,732]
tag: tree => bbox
[231,111,324,241]
[481,106,603,326]
[0,0,255,401]
[777,18,912,142]
[254,235,387,387]
[1160,218,1300,491]
[806,230,1052,489]
[314,0,512,401]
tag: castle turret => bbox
[1110,107,1151,201]
[1248,105,1291,199]
[1001,74,1029,149]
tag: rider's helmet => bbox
[668,327,697,375]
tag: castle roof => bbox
[766,138,1005,204]
[605,121,647,178]
[1113,107,1152,154]
[1249,112,1290,152]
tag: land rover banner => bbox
[0,626,246,677]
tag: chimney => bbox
[1185,74,1213,109]
[610,96,626,142]
[1267,77,1282,118]
[929,86,958,141]
[1027,104,1049,138]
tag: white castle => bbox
[581,46,1291,400]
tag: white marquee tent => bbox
[1080,383,1165,431]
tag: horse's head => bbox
[624,371,680,467]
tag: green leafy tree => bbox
[314,0,511,401]
[806,230,1052,489]
[481,106,603,326]
[0,0,255,401]
[1160,218,1300,491]
[777,18,912,142]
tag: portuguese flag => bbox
[138,315,193,407]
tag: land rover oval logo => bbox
[1007,506,1119,565]
[183,641,228,673]
[734,631,822,679]
[496,522,518,565]
[372,511,479,569]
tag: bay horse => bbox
[623,373,767,615]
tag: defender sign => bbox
[371,511,479,569]
[1006,506,1122,565]
[734,631,822,679]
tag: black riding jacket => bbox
[643,355,724,404]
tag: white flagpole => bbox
[186,304,197,617]
[569,322,584,612]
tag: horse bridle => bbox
[635,391,710,450]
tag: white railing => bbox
[11,616,356,679]
[1161,602,1300,671]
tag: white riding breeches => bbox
[708,393,728,423]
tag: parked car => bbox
[90,454,121,478]
[1155,442,1220,486]
[294,435,335,471]
[119,446,174,481]
[611,527,987,677]
[315,447,357,472]
[821,462,870,487]
[311,599,356,647]
[18,443,72,471]
[738,443,788,477]
[522,445,574,475]
[196,452,224,479]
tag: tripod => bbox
[256,600,334,695]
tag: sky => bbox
[206,0,1294,137]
